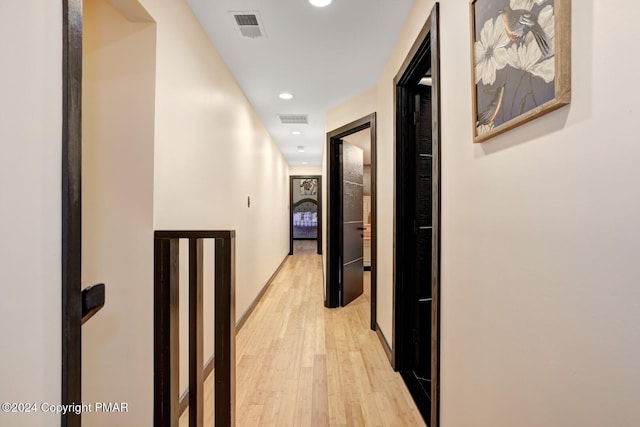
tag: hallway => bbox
[183,243,424,426]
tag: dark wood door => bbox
[413,88,434,385]
[398,87,434,424]
[340,141,364,306]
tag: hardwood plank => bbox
[293,367,314,425]
[311,354,329,425]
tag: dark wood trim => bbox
[317,178,324,256]
[429,5,442,425]
[394,9,435,87]
[375,324,393,365]
[369,113,378,331]
[189,238,204,426]
[289,175,322,255]
[236,254,288,331]
[325,114,377,333]
[155,230,236,239]
[61,0,83,425]
[154,238,180,426]
[325,140,341,309]
[214,235,236,426]
[289,176,293,255]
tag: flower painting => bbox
[471,0,571,142]
[299,178,317,195]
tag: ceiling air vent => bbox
[278,114,309,125]
[229,11,267,39]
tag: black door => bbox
[397,86,434,423]
[340,141,364,306]
[412,87,434,405]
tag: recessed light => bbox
[297,146,305,152]
[309,0,332,7]
[291,130,302,135]
[279,92,294,100]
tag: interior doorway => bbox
[393,4,441,426]
[289,175,322,255]
[325,114,378,329]
[342,129,373,274]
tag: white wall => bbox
[375,1,436,349]
[82,0,156,425]
[329,0,640,426]
[439,1,640,425]
[141,0,290,320]
[326,86,378,130]
[289,165,323,176]
[0,1,62,426]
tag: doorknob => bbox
[357,226,366,230]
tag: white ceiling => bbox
[186,0,414,166]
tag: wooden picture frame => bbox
[470,0,571,143]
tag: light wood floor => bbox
[181,243,425,426]
[293,239,317,254]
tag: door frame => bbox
[325,114,378,329]
[289,175,322,255]
[392,4,441,426]
[62,0,83,426]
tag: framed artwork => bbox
[299,178,317,195]
[470,0,571,143]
